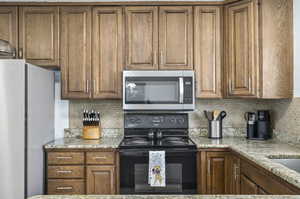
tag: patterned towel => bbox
[148,151,166,187]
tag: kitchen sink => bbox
[269,157,300,173]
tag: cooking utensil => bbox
[213,110,221,120]
[218,111,227,120]
[204,110,213,121]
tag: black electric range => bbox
[119,113,197,194]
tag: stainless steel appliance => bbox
[119,113,197,194]
[0,60,55,199]
[123,71,195,111]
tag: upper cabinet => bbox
[0,6,18,55]
[224,0,293,99]
[60,6,92,99]
[194,6,222,98]
[224,0,259,98]
[19,7,59,67]
[92,7,123,99]
[159,6,193,70]
[125,6,158,70]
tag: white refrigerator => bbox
[0,59,55,199]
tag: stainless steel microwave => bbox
[123,71,195,111]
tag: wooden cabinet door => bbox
[92,7,123,99]
[159,6,193,70]
[194,6,222,98]
[225,1,259,98]
[0,6,18,55]
[60,6,92,99]
[19,7,59,67]
[228,154,240,194]
[206,152,229,194]
[125,6,158,70]
[86,166,116,194]
[240,174,258,194]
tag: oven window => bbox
[125,77,179,104]
[134,164,182,193]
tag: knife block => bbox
[82,126,101,140]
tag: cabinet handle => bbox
[94,156,107,160]
[56,186,73,190]
[234,164,239,181]
[160,51,163,66]
[56,170,72,174]
[18,48,23,59]
[207,159,210,175]
[56,156,73,159]
[153,51,157,66]
[86,80,89,93]
[93,80,96,91]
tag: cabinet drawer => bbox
[48,179,85,194]
[86,152,115,165]
[48,166,84,179]
[48,152,84,165]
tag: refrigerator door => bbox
[26,63,54,197]
[0,59,26,199]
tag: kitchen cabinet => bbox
[46,150,118,195]
[194,6,222,98]
[0,6,18,55]
[224,0,258,98]
[92,7,123,99]
[205,151,230,194]
[224,0,293,99]
[159,6,193,70]
[240,156,300,195]
[125,6,158,70]
[60,6,92,99]
[86,166,116,194]
[19,6,59,67]
[228,154,240,194]
[240,174,258,194]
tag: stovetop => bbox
[119,135,196,149]
[119,113,196,149]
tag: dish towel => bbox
[148,151,166,187]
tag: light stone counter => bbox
[190,136,300,190]
[28,195,300,199]
[44,136,123,149]
[44,135,300,191]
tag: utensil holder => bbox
[208,120,223,139]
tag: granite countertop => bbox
[44,136,123,149]
[44,135,300,191]
[28,195,300,199]
[190,136,300,190]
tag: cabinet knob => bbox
[18,48,23,59]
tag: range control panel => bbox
[124,113,188,129]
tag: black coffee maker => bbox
[244,110,272,140]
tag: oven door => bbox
[123,71,194,111]
[119,149,197,194]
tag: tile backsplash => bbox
[69,99,273,129]
[69,98,300,145]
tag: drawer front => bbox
[48,179,85,194]
[86,152,115,165]
[48,152,84,165]
[48,166,84,179]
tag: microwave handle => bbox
[179,77,184,104]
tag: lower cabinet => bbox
[240,174,258,194]
[198,149,300,195]
[86,165,116,194]
[46,150,118,195]
[206,151,230,194]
